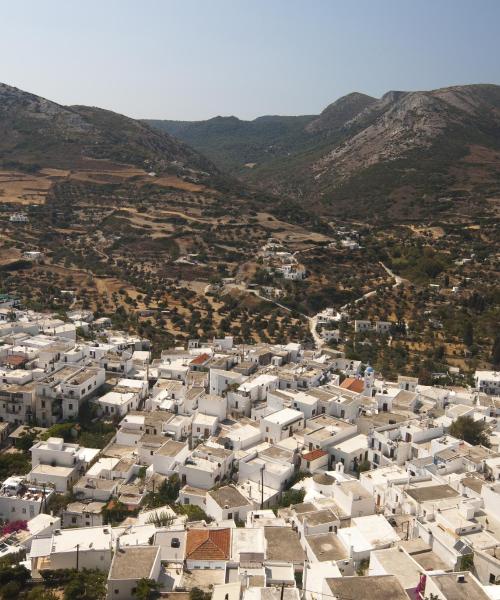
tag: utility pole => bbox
[39,484,46,515]
[280,582,285,600]
[76,544,80,571]
[260,464,265,510]
[302,559,308,600]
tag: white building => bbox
[29,526,113,578]
[260,408,305,444]
[205,485,254,522]
[474,371,500,396]
[0,477,55,523]
[107,545,161,600]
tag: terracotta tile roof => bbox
[3,355,28,367]
[340,377,364,393]
[185,528,230,561]
[302,449,328,461]
[190,353,211,366]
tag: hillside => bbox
[148,114,315,173]
[149,84,500,220]
[0,82,216,178]
[0,82,335,348]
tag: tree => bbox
[134,578,159,600]
[63,569,106,600]
[190,588,211,600]
[1,581,21,599]
[279,489,305,508]
[491,334,500,366]
[16,430,37,453]
[144,474,180,508]
[450,416,490,448]
[0,453,31,479]
[25,586,59,600]
[355,459,371,478]
[175,503,211,523]
[463,322,474,347]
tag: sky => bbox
[1,0,500,121]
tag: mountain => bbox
[0,82,216,178]
[304,92,376,134]
[149,85,500,219]
[0,82,327,307]
[148,113,315,174]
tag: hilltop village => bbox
[0,300,499,600]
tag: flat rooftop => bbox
[209,486,249,509]
[405,483,459,503]
[371,548,421,589]
[305,532,348,562]
[110,545,159,580]
[264,527,304,562]
[156,440,186,457]
[428,572,491,600]
[325,575,408,600]
[297,509,338,527]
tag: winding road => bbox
[245,261,404,350]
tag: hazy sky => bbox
[2,0,500,120]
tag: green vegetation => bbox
[102,501,138,526]
[133,579,159,600]
[0,557,30,599]
[174,503,212,523]
[39,569,106,600]
[449,416,490,447]
[0,452,31,479]
[356,558,369,576]
[144,474,180,508]
[279,488,305,508]
[389,245,449,283]
[189,588,212,600]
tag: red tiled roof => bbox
[302,449,328,462]
[186,528,231,561]
[340,378,364,393]
[3,355,28,367]
[190,353,211,366]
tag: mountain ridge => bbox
[0,82,218,179]
[148,83,500,219]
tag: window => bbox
[171,538,180,548]
[228,513,233,519]
[72,517,77,524]
[69,404,73,410]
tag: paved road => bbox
[379,261,404,287]
[246,288,325,349]
[247,260,404,351]
[308,314,325,349]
